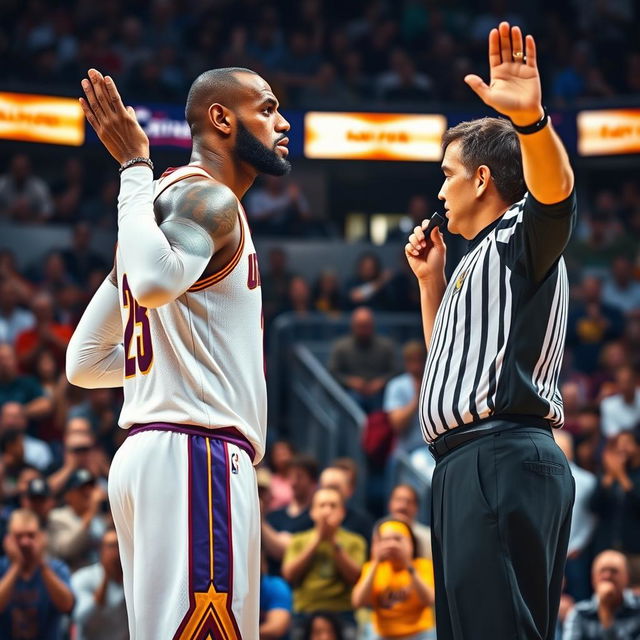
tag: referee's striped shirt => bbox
[419,190,577,443]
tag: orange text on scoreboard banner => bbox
[577,109,640,156]
[0,92,85,146]
[304,112,447,161]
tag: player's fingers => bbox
[511,26,524,63]
[413,225,426,244]
[104,76,126,114]
[126,106,137,120]
[78,97,99,132]
[498,21,512,64]
[488,28,501,68]
[88,69,110,115]
[81,77,105,122]
[525,34,538,68]
[464,75,490,101]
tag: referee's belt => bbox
[428,414,552,461]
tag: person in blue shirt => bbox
[0,508,74,640]
[260,552,292,640]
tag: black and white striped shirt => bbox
[419,191,577,443]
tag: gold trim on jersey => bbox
[187,216,245,292]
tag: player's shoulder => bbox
[160,174,240,237]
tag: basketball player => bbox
[66,67,290,639]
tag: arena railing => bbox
[288,343,367,504]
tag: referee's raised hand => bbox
[79,68,150,165]
[405,222,446,284]
[463,22,544,127]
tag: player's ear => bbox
[208,104,232,136]
[476,165,491,197]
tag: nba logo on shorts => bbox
[231,452,239,474]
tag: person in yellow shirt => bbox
[352,518,435,640]
[282,486,367,635]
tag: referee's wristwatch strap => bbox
[510,107,549,135]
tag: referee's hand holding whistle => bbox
[405,217,446,284]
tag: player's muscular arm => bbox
[117,170,226,309]
[66,276,124,389]
[163,178,239,238]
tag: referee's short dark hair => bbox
[442,117,526,205]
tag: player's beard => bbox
[236,120,291,176]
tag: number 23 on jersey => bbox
[122,274,153,378]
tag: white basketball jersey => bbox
[116,166,267,463]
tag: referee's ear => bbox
[476,165,492,197]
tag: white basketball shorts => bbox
[108,423,260,639]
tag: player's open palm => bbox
[464,22,543,126]
[80,68,150,165]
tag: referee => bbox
[406,22,576,640]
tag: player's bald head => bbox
[185,67,259,134]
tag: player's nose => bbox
[276,112,290,132]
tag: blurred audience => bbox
[329,307,397,412]
[387,484,431,560]
[0,155,53,223]
[346,254,393,311]
[245,176,313,237]
[264,455,318,574]
[319,465,373,546]
[563,550,640,639]
[590,431,640,587]
[555,430,597,602]
[268,440,295,512]
[282,487,365,632]
[0,508,74,639]
[260,550,293,640]
[70,527,127,640]
[600,366,640,438]
[352,517,435,640]
[47,468,107,573]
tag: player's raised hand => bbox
[80,68,150,165]
[464,22,544,126]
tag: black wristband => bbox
[510,107,549,135]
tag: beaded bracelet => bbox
[119,157,154,174]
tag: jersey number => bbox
[122,274,153,377]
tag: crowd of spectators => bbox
[0,141,637,636]
[0,0,638,109]
[0,1,638,632]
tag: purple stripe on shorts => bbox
[211,440,231,594]
[129,422,255,461]
[190,436,214,593]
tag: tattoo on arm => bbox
[166,180,239,239]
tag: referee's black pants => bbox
[430,425,575,640]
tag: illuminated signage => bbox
[0,92,84,146]
[134,106,191,148]
[577,109,640,156]
[304,112,446,161]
